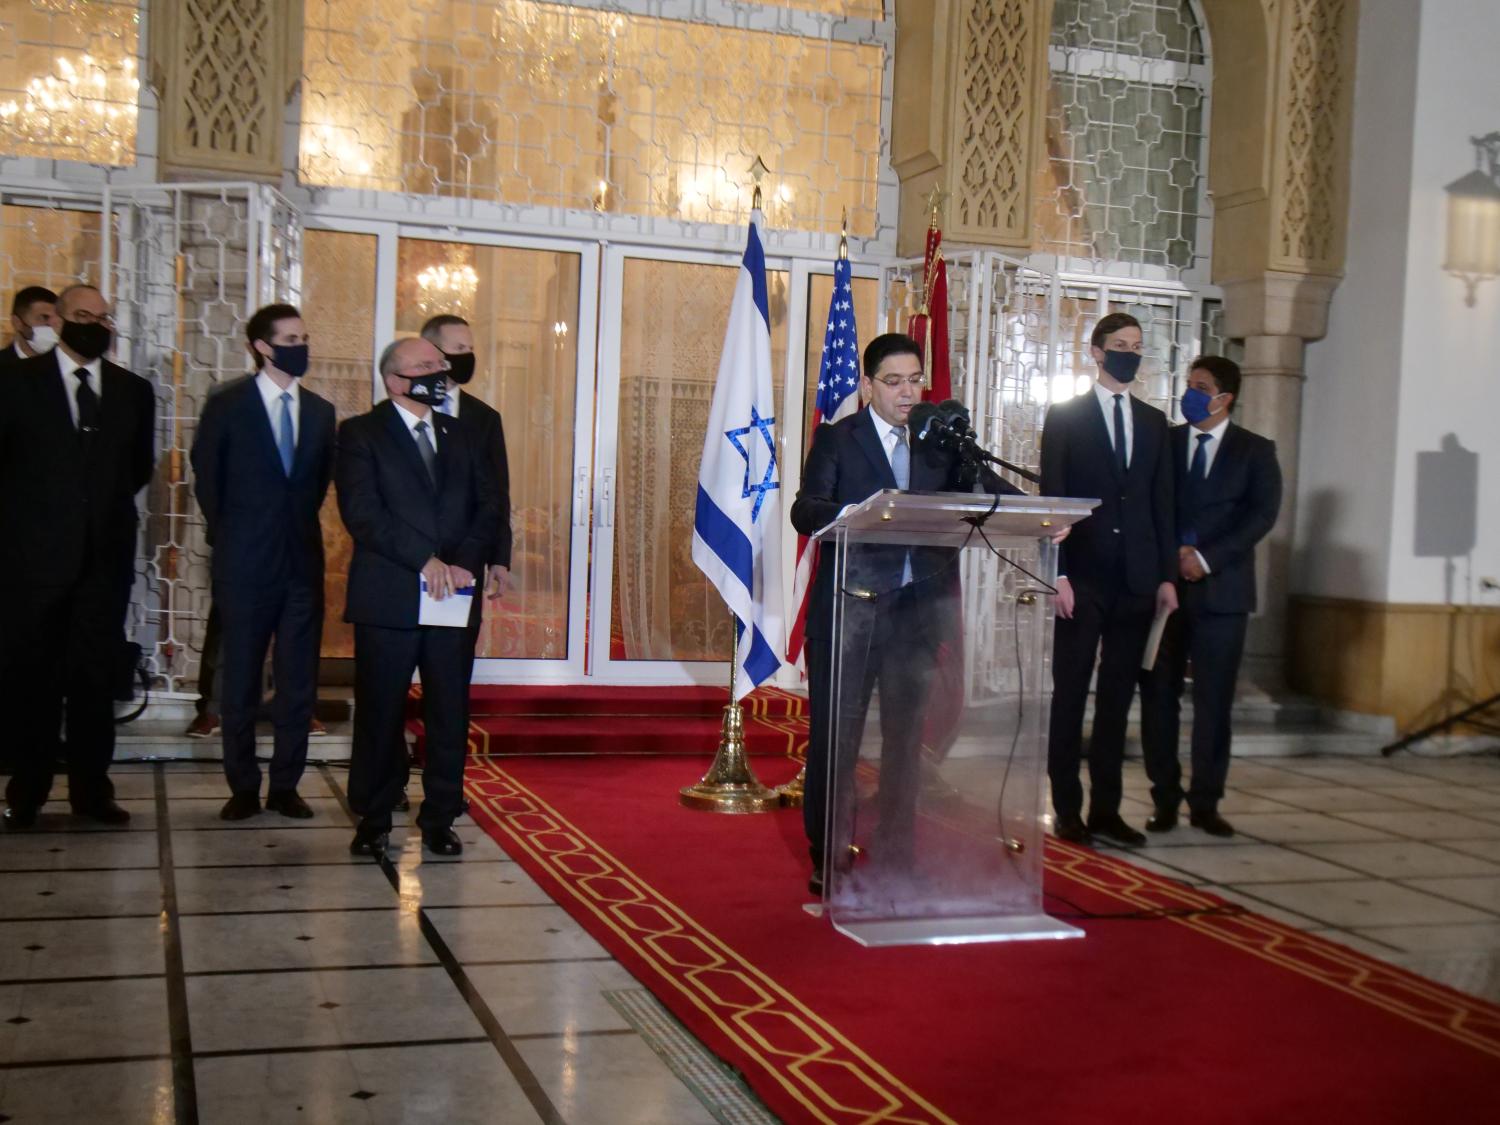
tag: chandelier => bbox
[0,53,139,166]
[415,246,480,320]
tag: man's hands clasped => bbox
[422,557,475,600]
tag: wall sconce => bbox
[1444,132,1500,307]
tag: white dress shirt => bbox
[437,385,462,418]
[256,370,299,445]
[869,410,908,474]
[393,400,438,451]
[1092,381,1134,467]
[56,347,102,430]
[1185,415,1230,477]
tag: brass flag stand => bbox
[679,619,780,813]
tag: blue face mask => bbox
[269,343,310,378]
[1101,349,1143,384]
[1180,386,1221,424]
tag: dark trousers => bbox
[804,588,936,867]
[348,622,472,833]
[217,579,321,797]
[6,562,131,811]
[1047,578,1155,822]
[196,602,224,716]
[1139,599,1248,814]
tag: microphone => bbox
[927,397,1043,484]
[907,401,944,445]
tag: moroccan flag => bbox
[907,219,951,402]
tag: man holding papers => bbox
[337,336,501,858]
[1138,356,1282,837]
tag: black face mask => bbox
[404,372,449,407]
[268,343,310,378]
[60,319,112,361]
[442,351,476,385]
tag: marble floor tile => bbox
[0,830,159,871]
[1195,885,1322,929]
[0,976,169,1062]
[1306,929,1404,957]
[0,869,163,919]
[1380,758,1500,785]
[174,863,397,914]
[1241,786,1429,813]
[1222,812,1399,844]
[1355,922,1500,954]
[172,826,370,868]
[1294,841,1500,880]
[193,1042,540,1125]
[1400,875,1500,915]
[1379,950,1500,1003]
[1275,761,1445,787]
[168,797,348,830]
[425,905,610,963]
[1112,854,1206,886]
[1216,790,1303,814]
[1215,763,1340,789]
[180,909,434,973]
[464,959,640,1037]
[1330,809,1500,840]
[0,916,164,981]
[1134,843,1362,885]
[186,966,483,1052]
[1134,824,1246,847]
[1365,785,1500,812]
[0,1058,175,1123]
[15,800,159,831]
[1435,838,1500,864]
[517,1031,719,1125]
[163,769,337,801]
[1239,879,1494,929]
[393,861,554,909]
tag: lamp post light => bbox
[1444,132,1500,307]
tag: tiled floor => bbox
[3,752,1499,1123]
[0,761,761,1125]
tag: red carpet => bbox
[463,754,1500,1125]
[410,685,808,757]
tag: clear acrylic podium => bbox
[814,489,1098,947]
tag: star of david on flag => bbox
[691,211,786,701]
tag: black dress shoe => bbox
[422,827,463,856]
[265,790,314,819]
[1146,805,1179,833]
[1054,814,1092,844]
[219,792,262,821]
[349,826,390,857]
[394,789,411,813]
[1190,810,1236,837]
[71,800,131,826]
[3,805,39,829]
[1086,812,1147,847]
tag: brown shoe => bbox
[308,716,328,736]
[185,712,219,739]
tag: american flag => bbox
[786,253,860,668]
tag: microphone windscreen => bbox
[937,398,970,421]
[907,401,941,442]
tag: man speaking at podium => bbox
[791,333,1020,895]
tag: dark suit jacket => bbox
[790,408,1020,641]
[454,391,512,568]
[190,375,336,593]
[1173,421,1282,614]
[336,399,502,629]
[0,342,32,375]
[1039,390,1175,598]
[0,352,155,586]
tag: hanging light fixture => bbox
[1444,132,1500,307]
[415,245,480,320]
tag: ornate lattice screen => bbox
[106,184,303,694]
[299,0,887,236]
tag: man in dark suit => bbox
[0,286,59,374]
[190,304,337,820]
[1040,312,1177,848]
[1,283,155,827]
[338,336,501,858]
[1139,356,1282,837]
[791,333,1021,894]
[420,315,512,610]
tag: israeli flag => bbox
[692,212,785,701]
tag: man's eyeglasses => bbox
[872,374,926,389]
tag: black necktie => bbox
[414,420,438,485]
[1112,393,1127,473]
[1189,432,1212,486]
[1180,433,1213,547]
[75,368,100,432]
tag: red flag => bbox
[907,222,951,402]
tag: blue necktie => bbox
[277,391,295,476]
[1113,394,1128,473]
[893,427,912,586]
[1181,432,1212,546]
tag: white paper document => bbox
[418,577,475,628]
[1141,603,1173,671]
